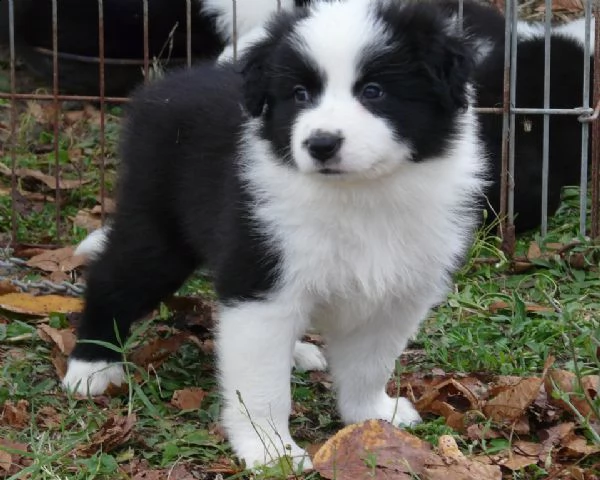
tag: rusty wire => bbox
[0,0,598,248]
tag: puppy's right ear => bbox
[239,11,304,117]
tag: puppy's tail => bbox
[74,226,110,260]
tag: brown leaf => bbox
[73,413,136,457]
[1,400,30,428]
[0,293,84,316]
[51,346,69,380]
[423,435,502,480]
[560,436,600,457]
[527,241,543,260]
[36,406,62,429]
[313,419,441,479]
[71,209,102,232]
[94,195,117,213]
[26,246,85,273]
[488,300,553,314]
[0,439,28,474]
[0,281,19,296]
[535,0,584,12]
[538,422,575,461]
[483,357,554,422]
[171,387,206,410]
[37,324,76,355]
[130,332,189,370]
[499,441,541,471]
[545,369,599,420]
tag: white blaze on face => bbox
[289,0,413,178]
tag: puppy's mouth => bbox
[318,168,345,175]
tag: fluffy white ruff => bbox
[62,359,125,396]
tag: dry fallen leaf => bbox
[561,436,600,457]
[0,439,28,475]
[313,419,441,479]
[488,300,554,314]
[130,332,190,370]
[484,357,554,422]
[0,293,84,316]
[171,387,206,410]
[424,435,502,480]
[1,400,30,428]
[26,246,85,273]
[36,406,62,429]
[37,323,77,355]
[71,209,102,232]
[535,0,584,12]
[73,413,136,457]
[545,369,599,420]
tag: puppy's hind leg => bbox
[64,217,196,396]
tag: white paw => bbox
[341,395,422,427]
[62,359,125,396]
[388,396,422,427]
[293,341,327,372]
[236,439,313,472]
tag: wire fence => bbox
[0,0,598,255]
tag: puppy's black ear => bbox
[434,32,476,110]
[239,10,304,117]
[240,38,275,117]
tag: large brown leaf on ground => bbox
[313,419,439,479]
[313,420,502,480]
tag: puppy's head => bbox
[241,0,475,180]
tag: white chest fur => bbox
[240,116,486,331]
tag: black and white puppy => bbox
[63,0,486,469]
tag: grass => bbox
[0,95,599,478]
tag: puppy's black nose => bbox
[305,133,343,163]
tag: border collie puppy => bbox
[475,17,594,232]
[63,0,486,469]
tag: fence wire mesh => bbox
[0,0,598,253]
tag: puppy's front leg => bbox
[217,299,312,470]
[326,304,425,428]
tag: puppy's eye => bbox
[361,83,384,100]
[294,85,310,104]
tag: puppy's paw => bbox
[293,341,327,372]
[387,396,422,427]
[342,395,421,427]
[237,439,313,472]
[62,359,125,396]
